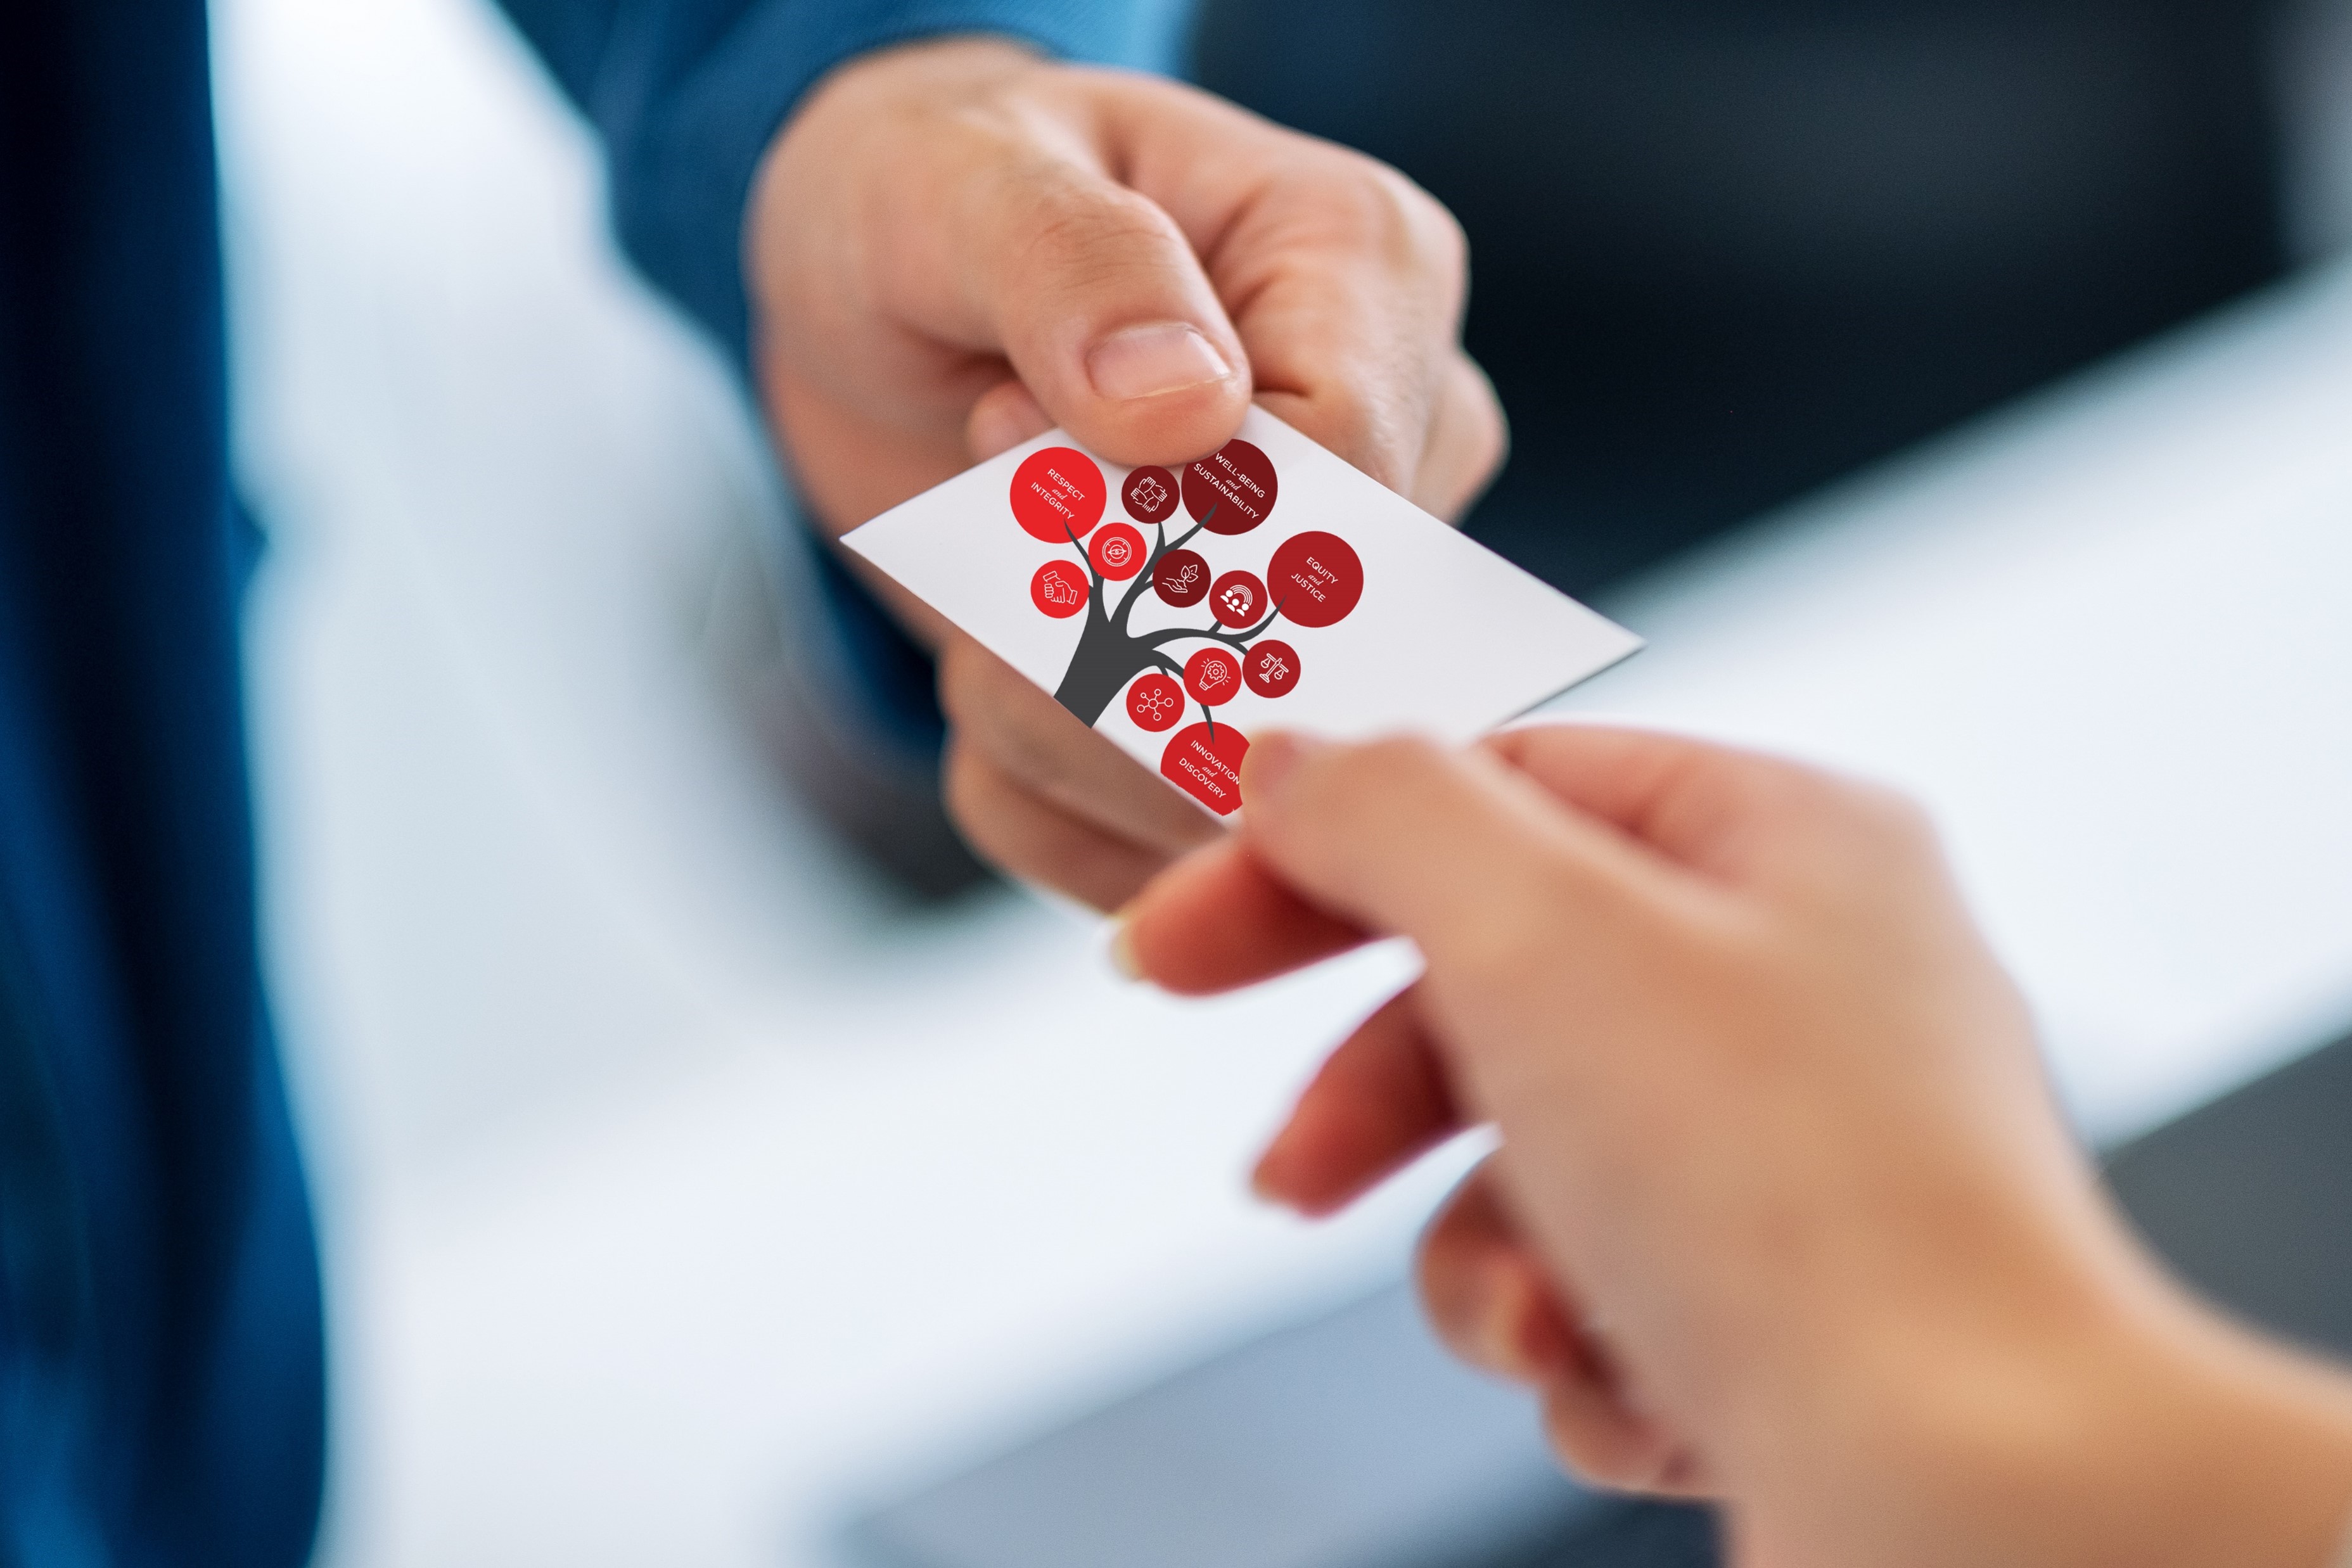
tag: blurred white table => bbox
[212,1,2352,1565]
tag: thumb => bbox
[966,158,1252,465]
[1236,732,1661,972]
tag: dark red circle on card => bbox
[1029,559,1090,618]
[1126,672,1184,732]
[1182,440,1277,534]
[1011,447,1106,544]
[1243,639,1300,698]
[1210,570,1267,628]
[1089,523,1146,580]
[1161,722,1250,816]
[1269,531,1364,627]
[1184,646,1243,706]
[1154,547,1210,607]
[1122,465,1181,526]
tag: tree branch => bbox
[1060,518,1108,621]
[1115,499,1216,633]
[1112,543,1156,630]
[1138,594,1287,653]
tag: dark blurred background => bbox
[1192,0,2288,594]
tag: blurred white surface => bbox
[211,1,2352,1565]
[1554,273,2352,1144]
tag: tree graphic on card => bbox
[1011,439,1364,816]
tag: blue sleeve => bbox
[497,0,1194,364]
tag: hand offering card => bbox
[841,408,1642,817]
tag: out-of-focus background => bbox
[212,0,2352,1564]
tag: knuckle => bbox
[932,639,988,729]
[1455,357,1509,469]
[1348,156,1470,296]
[1348,734,1455,800]
[1014,175,1179,282]
[1731,753,1851,827]
[1805,770,1932,844]
[1540,1394,1627,1486]
[939,741,1002,851]
[1414,1223,1487,1348]
[988,701,1082,796]
[1439,840,1600,985]
[1410,182,1472,288]
[1761,767,1947,884]
[1454,890,1574,990]
[1290,150,1421,256]
[1861,784,1941,854]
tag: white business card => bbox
[841,408,1641,817]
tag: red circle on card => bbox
[1184,646,1243,706]
[1123,465,1181,526]
[1182,440,1277,534]
[1243,639,1301,698]
[1126,672,1184,732]
[1161,722,1250,816]
[1269,531,1364,628]
[1011,447,1106,544]
[1154,547,1210,608]
[1089,522,1146,580]
[1029,559,1090,618]
[1210,570,1267,628]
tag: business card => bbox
[841,408,1641,817]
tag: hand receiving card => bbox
[841,409,1641,817]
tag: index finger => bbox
[1116,838,1364,995]
[1116,726,1704,995]
[1102,78,1475,498]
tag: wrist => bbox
[1748,1260,2352,1568]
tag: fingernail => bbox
[1087,323,1231,402]
[1107,916,1146,982]
[1239,731,1320,807]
